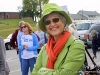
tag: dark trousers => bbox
[92,46,98,56]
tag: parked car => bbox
[4,34,12,50]
[76,22,95,47]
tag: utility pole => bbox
[82,9,83,20]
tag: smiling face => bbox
[44,13,66,40]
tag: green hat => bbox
[38,3,72,32]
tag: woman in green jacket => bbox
[32,3,85,75]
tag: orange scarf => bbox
[46,31,71,69]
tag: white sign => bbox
[60,5,69,14]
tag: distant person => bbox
[18,22,39,75]
[35,23,48,53]
[32,3,85,75]
[91,30,100,59]
[10,21,24,54]
[10,21,24,72]
[68,23,79,39]
[0,36,10,75]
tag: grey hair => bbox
[56,12,67,26]
[18,21,24,26]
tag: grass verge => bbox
[0,19,37,38]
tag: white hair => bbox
[18,21,24,26]
[69,23,77,30]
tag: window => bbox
[89,24,100,32]
[76,23,92,30]
[2,13,4,19]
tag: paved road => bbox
[6,50,22,75]
[6,49,100,75]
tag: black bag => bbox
[84,47,100,75]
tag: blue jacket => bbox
[92,32,100,50]
[18,33,39,55]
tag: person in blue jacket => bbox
[18,22,39,75]
[91,30,100,59]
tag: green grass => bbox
[0,19,37,39]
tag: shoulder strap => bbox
[44,33,48,43]
[33,33,40,41]
[85,47,96,66]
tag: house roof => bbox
[77,10,100,16]
[70,14,88,19]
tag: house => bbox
[0,12,21,19]
[70,14,88,20]
[70,10,100,21]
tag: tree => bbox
[21,0,49,22]
[39,0,49,17]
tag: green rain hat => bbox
[38,3,72,32]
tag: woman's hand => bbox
[40,44,43,47]
[23,44,28,50]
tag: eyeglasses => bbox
[21,26,27,29]
[44,18,59,25]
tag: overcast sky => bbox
[0,0,100,14]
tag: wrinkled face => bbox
[21,24,28,33]
[44,13,65,39]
